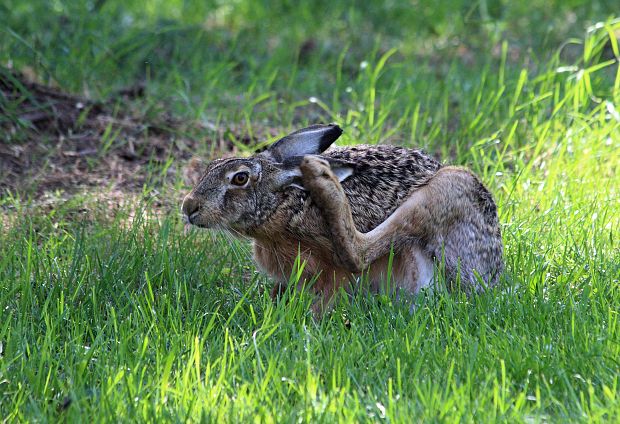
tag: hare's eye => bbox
[231,171,249,186]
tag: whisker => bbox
[211,225,250,267]
[224,229,252,263]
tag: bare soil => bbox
[0,71,266,200]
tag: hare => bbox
[182,124,503,315]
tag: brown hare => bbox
[182,124,503,315]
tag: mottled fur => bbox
[182,124,503,315]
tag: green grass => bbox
[1,0,620,421]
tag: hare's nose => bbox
[182,196,200,218]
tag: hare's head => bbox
[182,124,353,232]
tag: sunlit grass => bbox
[1,1,619,422]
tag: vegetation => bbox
[1,0,619,421]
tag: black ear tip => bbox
[318,123,343,149]
[302,123,342,134]
[327,123,343,136]
[265,123,344,161]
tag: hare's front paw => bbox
[300,155,346,210]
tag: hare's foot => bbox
[299,156,426,274]
[300,155,366,272]
[299,156,346,216]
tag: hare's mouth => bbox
[187,212,207,227]
[186,213,221,230]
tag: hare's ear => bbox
[327,158,355,182]
[274,156,355,190]
[265,124,342,162]
[271,163,303,190]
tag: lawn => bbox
[1,0,619,421]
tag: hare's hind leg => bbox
[300,156,367,272]
[300,155,414,271]
[300,156,502,290]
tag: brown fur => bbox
[182,124,503,316]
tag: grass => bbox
[1,0,620,421]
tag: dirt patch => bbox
[0,70,273,200]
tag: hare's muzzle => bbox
[182,195,200,223]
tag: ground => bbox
[0,1,619,422]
